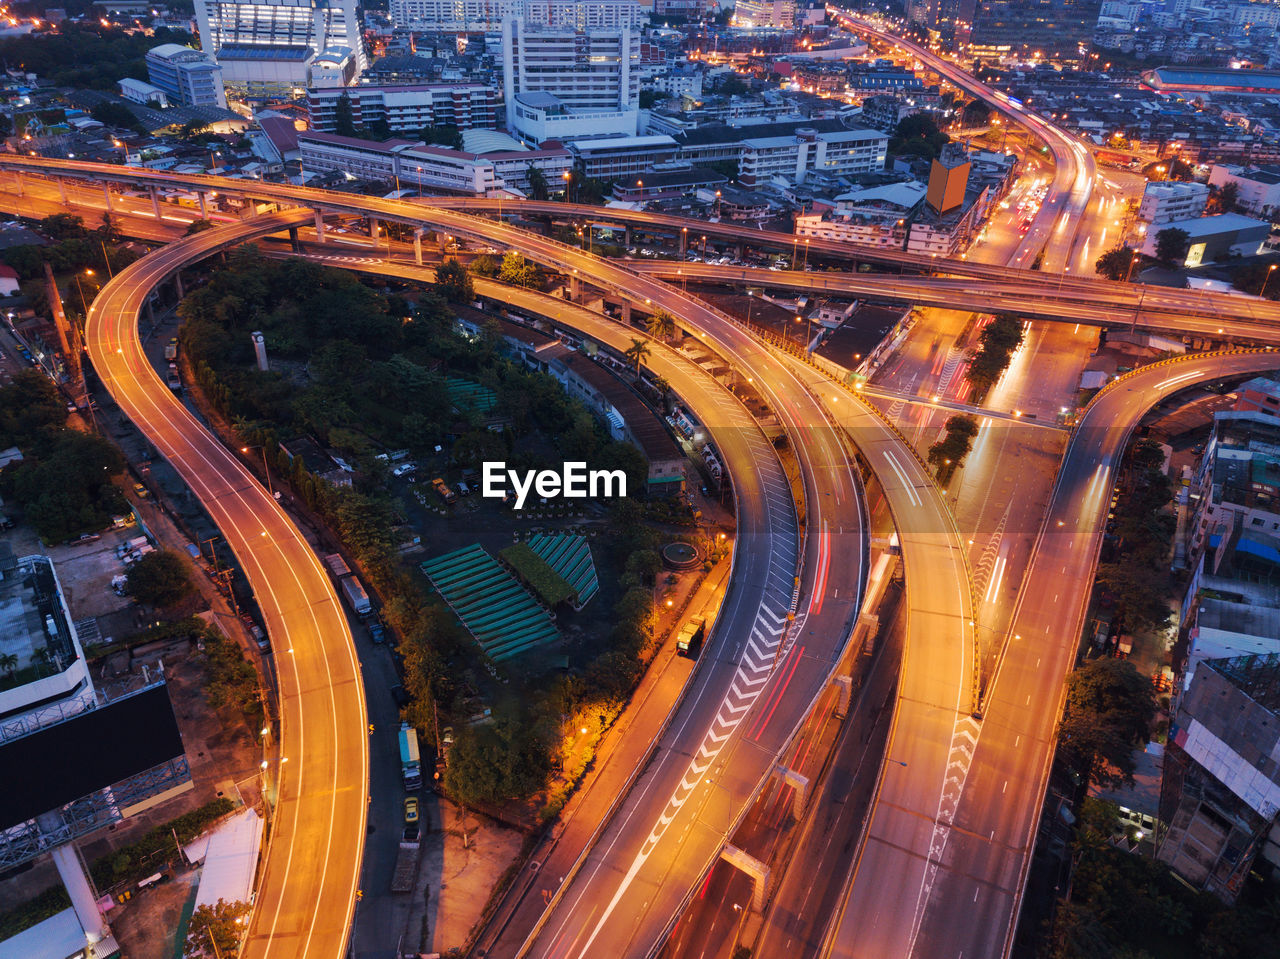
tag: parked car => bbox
[369,621,386,644]
[404,796,419,823]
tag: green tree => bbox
[178,118,209,141]
[645,309,676,340]
[890,112,949,160]
[334,93,358,138]
[184,218,215,236]
[434,257,473,302]
[443,717,550,806]
[469,253,500,278]
[1154,227,1191,265]
[527,165,550,201]
[965,313,1024,401]
[127,550,195,606]
[926,414,980,483]
[185,898,251,958]
[1057,657,1156,788]
[498,251,538,288]
[1210,181,1239,215]
[1096,246,1138,281]
[961,99,991,126]
[623,338,650,378]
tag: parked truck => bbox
[432,477,456,504]
[323,552,351,579]
[676,615,707,658]
[339,574,372,617]
[399,722,422,790]
[164,338,178,361]
[390,840,421,893]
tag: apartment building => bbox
[145,43,228,109]
[737,125,887,187]
[390,0,643,32]
[306,84,497,134]
[503,20,640,143]
[1137,180,1210,223]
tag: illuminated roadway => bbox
[18,159,1280,958]
[852,348,1280,959]
[85,210,369,959]
[5,163,882,958]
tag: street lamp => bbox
[72,268,95,316]
[242,444,274,496]
[1124,252,1141,283]
[1262,263,1278,299]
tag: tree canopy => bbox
[127,550,195,607]
[1057,658,1156,788]
[1155,227,1191,265]
[1095,246,1139,281]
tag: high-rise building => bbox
[948,0,1102,62]
[732,0,797,28]
[502,20,640,143]
[145,43,229,109]
[390,0,643,33]
[926,143,971,214]
[194,0,366,94]
[306,83,498,134]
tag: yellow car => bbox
[403,796,419,824]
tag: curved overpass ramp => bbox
[87,211,368,959]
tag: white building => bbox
[738,125,887,188]
[145,43,228,109]
[299,129,571,194]
[1140,213,1268,266]
[119,77,171,108]
[794,181,925,248]
[733,0,797,27]
[503,19,639,143]
[1208,164,1280,217]
[390,0,643,32]
[1138,180,1209,224]
[194,0,365,94]
[0,555,96,741]
[307,83,497,134]
[650,65,703,99]
[565,133,677,177]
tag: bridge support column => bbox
[369,217,378,239]
[414,229,423,266]
[720,844,770,912]
[198,191,207,220]
[174,272,185,299]
[775,765,811,819]
[288,226,301,253]
[57,177,67,205]
[150,186,161,220]
[833,673,853,719]
[12,172,22,197]
[624,226,632,247]
[567,275,580,300]
[313,210,326,243]
[679,228,687,257]
[101,182,112,212]
[621,300,632,327]
[38,813,108,945]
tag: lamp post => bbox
[242,444,274,496]
[72,268,94,317]
[1262,263,1278,299]
[1124,252,1141,283]
[795,313,812,351]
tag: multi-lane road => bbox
[85,210,369,959]
[10,146,1280,959]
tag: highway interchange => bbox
[4,30,1280,959]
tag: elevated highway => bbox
[33,168,884,958]
[821,347,1280,959]
[86,210,369,959]
[629,261,1280,341]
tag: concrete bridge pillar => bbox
[621,300,632,327]
[101,182,112,212]
[624,226,632,248]
[720,844,770,912]
[833,673,853,719]
[679,228,688,257]
[150,186,161,220]
[12,172,22,197]
[288,226,301,253]
[775,765,811,819]
[414,228,423,266]
[174,272,185,299]
[369,217,378,239]
[313,210,326,243]
[57,177,67,205]
[198,191,208,220]
[567,275,580,301]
